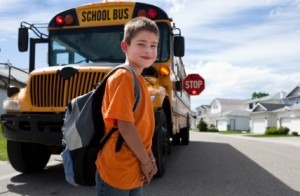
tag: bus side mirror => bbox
[174,36,185,57]
[174,80,182,91]
[18,28,29,52]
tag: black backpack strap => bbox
[115,134,124,152]
[98,128,118,150]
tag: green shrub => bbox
[209,124,218,132]
[265,126,277,135]
[198,118,208,132]
[265,126,289,135]
[291,132,299,136]
[278,127,289,135]
[0,124,8,161]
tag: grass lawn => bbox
[245,134,298,138]
[218,130,299,138]
[218,130,246,134]
[0,124,8,161]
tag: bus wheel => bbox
[181,127,190,145]
[152,110,168,177]
[7,140,51,173]
[172,133,180,145]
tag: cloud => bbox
[189,61,300,110]
[1,0,300,112]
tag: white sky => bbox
[1,0,300,110]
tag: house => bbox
[250,103,287,134]
[282,85,300,105]
[196,85,300,135]
[247,92,285,111]
[197,98,250,131]
[0,63,28,114]
[190,110,197,129]
[275,104,300,135]
[250,86,300,135]
[195,104,210,127]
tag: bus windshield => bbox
[49,23,170,66]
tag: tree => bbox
[198,118,208,132]
[252,92,269,99]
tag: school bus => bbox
[1,1,191,177]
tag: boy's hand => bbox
[141,156,157,184]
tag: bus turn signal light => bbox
[159,66,170,77]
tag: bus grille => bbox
[30,72,106,107]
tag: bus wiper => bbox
[89,57,124,63]
[75,59,89,64]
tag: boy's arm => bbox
[117,119,157,183]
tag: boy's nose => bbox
[144,45,152,53]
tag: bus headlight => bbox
[3,98,20,112]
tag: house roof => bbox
[0,65,28,84]
[284,85,300,98]
[247,92,285,103]
[222,109,250,117]
[252,103,287,112]
[273,103,300,112]
[211,98,248,105]
[195,104,211,111]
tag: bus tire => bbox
[172,133,180,145]
[7,140,51,173]
[181,113,190,145]
[152,110,168,177]
[181,127,189,145]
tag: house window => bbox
[249,103,253,109]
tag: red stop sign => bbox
[183,74,205,95]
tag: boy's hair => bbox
[123,16,159,45]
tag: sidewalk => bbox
[220,133,300,147]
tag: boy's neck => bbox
[125,61,143,76]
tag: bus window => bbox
[49,23,170,66]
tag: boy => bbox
[95,16,159,195]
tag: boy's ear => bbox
[120,41,127,53]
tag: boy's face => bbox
[121,30,158,69]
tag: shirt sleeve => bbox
[102,69,136,127]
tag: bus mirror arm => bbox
[18,21,48,52]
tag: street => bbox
[0,132,299,196]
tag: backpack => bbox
[61,64,140,186]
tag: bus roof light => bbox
[137,9,147,17]
[147,9,158,19]
[55,16,64,26]
[65,15,74,25]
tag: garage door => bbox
[281,118,300,134]
[217,120,227,131]
[252,118,266,134]
[281,118,291,128]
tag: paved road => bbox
[0,132,299,196]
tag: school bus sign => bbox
[183,74,205,95]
